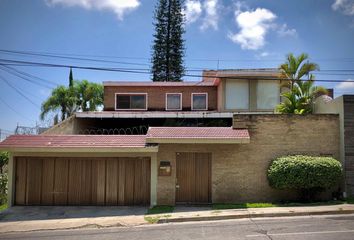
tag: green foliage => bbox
[151,0,185,82]
[40,80,103,122]
[213,203,276,209]
[40,85,76,121]
[0,173,7,205]
[74,80,103,111]
[277,53,327,114]
[0,152,9,174]
[0,203,7,211]
[146,205,174,215]
[268,155,342,191]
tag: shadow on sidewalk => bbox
[0,206,148,222]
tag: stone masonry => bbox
[157,114,340,205]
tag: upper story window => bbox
[166,93,182,110]
[256,80,280,110]
[192,93,208,110]
[224,79,280,111]
[115,93,147,110]
[225,79,249,110]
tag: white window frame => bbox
[165,93,182,111]
[115,93,148,111]
[191,93,208,111]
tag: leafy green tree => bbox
[151,0,185,82]
[40,80,103,122]
[74,80,103,111]
[277,53,327,114]
[40,85,76,121]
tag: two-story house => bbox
[0,69,340,208]
[53,68,283,134]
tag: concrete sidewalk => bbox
[0,204,354,233]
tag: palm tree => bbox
[40,85,77,121]
[277,53,328,114]
[40,80,104,122]
[280,53,319,90]
[277,74,328,114]
[74,80,103,111]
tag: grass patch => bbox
[146,205,174,215]
[213,203,276,210]
[144,214,172,224]
[213,200,352,210]
[0,203,7,212]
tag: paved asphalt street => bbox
[1,214,354,240]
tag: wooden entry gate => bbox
[15,157,150,206]
[175,152,211,204]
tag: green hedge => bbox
[268,155,342,190]
[0,173,7,205]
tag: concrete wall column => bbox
[150,152,158,207]
[7,153,15,207]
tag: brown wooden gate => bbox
[176,152,211,204]
[15,157,150,206]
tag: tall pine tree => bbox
[151,0,185,82]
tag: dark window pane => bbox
[167,94,181,110]
[193,94,207,110]
[116,95,130,109]
[131,95,146,109]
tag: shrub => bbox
[0,152,9,174]
[0,173,7,205]
[268,155,342,200]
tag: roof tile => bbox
[146,127,249,139]
[0,135,147,148]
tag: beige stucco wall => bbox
[41,115,94,135]
[156,114,340,205]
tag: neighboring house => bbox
[44,69,283,135]
[0,69,342,207]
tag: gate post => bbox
[7,153,15,207]
[150,153,158,207]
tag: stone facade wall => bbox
[104,86,217,111]
[156,114,340,205]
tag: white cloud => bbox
[336,79,354,90]
[332,0,354,15]
[184,0,202,24]
[228,8,276,50]
[277,23,297,37]
[259,51,269,57]
[45,0,140,20]
[200,0,219,30]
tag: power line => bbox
[0,75,41,108]
[0,58,354,83]
[0,65,56,89]
[0,95,34,121]
[3,48,354,63]
[0,49,150,67]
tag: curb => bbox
[157,210,354,223]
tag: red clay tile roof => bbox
[103,81,218,87]
[0,135,147,148]
[146,127,249,139]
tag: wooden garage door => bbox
[15,157,150,206]
[176,152,211,204]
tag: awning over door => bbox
[0,135,158,153]
[146,127,250,144]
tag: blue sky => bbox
[0,0,354,136]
